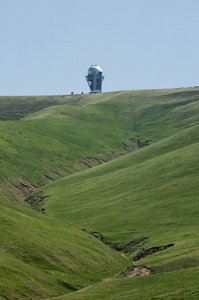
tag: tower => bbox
[86,65,104,93]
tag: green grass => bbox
[41,124,199,268]
[0,93,108,121]
[0,197,129,299]
[1,88,199,202]
[0,87,199,299]
[48,267,199,299]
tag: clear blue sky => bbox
[0,0,199,96]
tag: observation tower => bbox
[86,65,104,93]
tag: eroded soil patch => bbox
[25,191,48,213]
[89,231,174,262]
[89,231,149,253]
[116,264,151,278]
[133,244,174,261]
[81,137,152,169]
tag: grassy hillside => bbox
[1,88,199,202]
[0,87,199,299]
[0,93,105,121]
[41,124,199,268]
[0,196,129,299]
[49,267,199,300]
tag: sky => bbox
[0,0,199,96]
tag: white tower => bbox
[86,65,104,93]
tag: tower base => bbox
[89,90,102,93]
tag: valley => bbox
[0,87,199,299]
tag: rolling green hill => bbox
[0,196,128,300]
[48,267,199,300]
[42,124,199,271]
[1,88,199,202]
[0,87,199,299]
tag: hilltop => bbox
[0,87,199,299]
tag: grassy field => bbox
[1,88,199,201]
[0,194,129,299]
[41,123,199,268]
[49,267,199,300]
[0,87,199,299]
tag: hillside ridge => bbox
[1,87,199,299]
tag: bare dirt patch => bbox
[128,267,151,277]
[116,265,151,278]
[18,180,38,192]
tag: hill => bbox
[42,123,199,269]
[0,93,103,121]
[1,88,199,202]
[48,267,199,299]
[0,190,129,299]
[0,87,199,299]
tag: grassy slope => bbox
[0,91,152,201]
[1,87,199,299]
[1,88,199,202]
[49,267,199,300]
[0,196,129,300]
[0,93,107,121]
[42,124,199,266]
[38,88,199,299]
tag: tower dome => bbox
[88,65,103,74]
